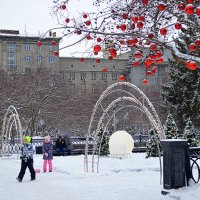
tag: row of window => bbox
[70,72,118,81]
[24,44,54,51]
[70,84,107,93]
[24,56,55,63]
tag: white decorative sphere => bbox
[109,130,134,158]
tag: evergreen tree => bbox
[183,118,199,147]
[164,113,179,139]
[146,129,161,158]
[96,126,110,156]
[161,21,200,131]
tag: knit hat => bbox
[44,136,50,141]
[24,136,31,144]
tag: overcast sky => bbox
[1,0,95,57]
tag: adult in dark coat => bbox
[64,132,73,155]
[55,136,66,155]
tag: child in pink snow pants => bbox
[42,136,53,172]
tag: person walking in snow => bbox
[42,136,53,172]
[55,136,66,155]
[16,136,36,182]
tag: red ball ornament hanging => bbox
[83,13,88,18]
[108,56,113,60]
[195,38,200,46]
[76,30,82,35]
[151,67,157,73]
[139,16,145,22]
[101,68,107,73]
[146,71,152,76]
[119,75,125,81]
[132,16,138,23]
[122,13,128,19]
[120,24,127,31]
[142,0,148,5]
[185,60,191,68]
[188,43,197,51]
[131,61,139,67]
[143,79,148,85]
[160,28,167,35]
[186,0,194,3]
[178,2,185,11]
[86,35,91,40]
[65,18,70,23]
[131,24,135,30]
[137,22,144,29]
[37,41,42,47]
[134,51,142,59]
[96,59,100,63]
[189,61,198,70]
[80,58,85,62]
[185,4,194,15]
[158,4,166,11]
[94,45,101,53]
[85,20,91,26]
[156,52,163,58]
[53,51,59,57]
[196,7,200,16]
[61,4,66,10]
[97,37,102,42]
[148,33,154,39]
[150,43,157,51]
[175,22,182,30]
[51,41,56,46]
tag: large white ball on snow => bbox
[109,131,134,156]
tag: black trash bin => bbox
[161,139,191,190]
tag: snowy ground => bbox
[0,153,199,200]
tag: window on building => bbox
[25,67,32,75]
[70,84,75,91]
[112,73,117,80]
[7,42,16,70]
[92,84,97,93]
[37,46,42,51]
[80,72,86,80]
[102,73,107,80]
[37,56,43,63]
[48,56,54,63]
[81,84,86,93]
[48,45,54,51]
[24,44,31,51]
[24,56,31,63]
[70,72,75,80]
[91,72,96,80]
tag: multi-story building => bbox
[0,29,128,94]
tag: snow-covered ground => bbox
[0,153,199,200]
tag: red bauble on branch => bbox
[95,59,100,63]
[143,79,148,85]
[185,4,194,15]
[178,2,185,11]
[94,45,101,53]
[86,35,91,40]
[122,13,128,19]
[150,43,157,51]
[148,33,154,39]
[101,68,107,72]
[189,61,198,70]
[142,0,148,5]
[61,4,66,10]
[51,41,57,46]
[160,28,167,35]
[131,61,139,67]
[196,7,200,16]
[119,75,125,81]
[139,16,145,22]
[134,51,142,59]
[158,4,166,11]
[120,24,127,31]
[175,22,182,30]
[186,0,194,3]
[37,41,42,47]
[85,20,91,26]
[53,51,59,57]
[83,13,88,18]
[80,58,85,62]
[132,16,138,23]
[65,18,70,23]
[188,43,197,51]
[195,38,200,46]
[97,37,102,42]
[137,22,143,29]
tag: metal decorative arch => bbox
[84,82,165,178]
[1,105,22,153]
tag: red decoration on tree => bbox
[143,79,148,85]
[76,30,82,35]
[131,24,135,29]
[97,37,102,42]
[195,38,200,46]
[139,16,145,22]
[53,51,59,57]
[134,51,142,59]
[95,59,100,63]
[80,58,85,62]
[122,13,128,19]
[187,0,194,3]
[150,43,157,51]
[119,75,125,81]
[37,41,42,47]
[120,24,127,31]
[132,16,138,23]
[51,41,57,46]
[148,33,154,39]
[175,22,182,30]
[142,0,148,5]
[189,61,198,70]
[108,56,113,60]
[94,45,101,52]
[101,68,107,72]
[137,22,143,28]
[109,48,117,57]
[188,43,197,51]
[178,2,185,11]
[146,71,152,76]
[185,4,194,15]
[158,4,166,11]
[160,28,167,35]
[196,7,200,16]
[83,13,88,18]
[65,18,70,23]
[131,61,139,67]
[85,20,91,26]
[61,4,66,10]
[151,67,157,73]
[86,35,91,40]
[156,51,163,58]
